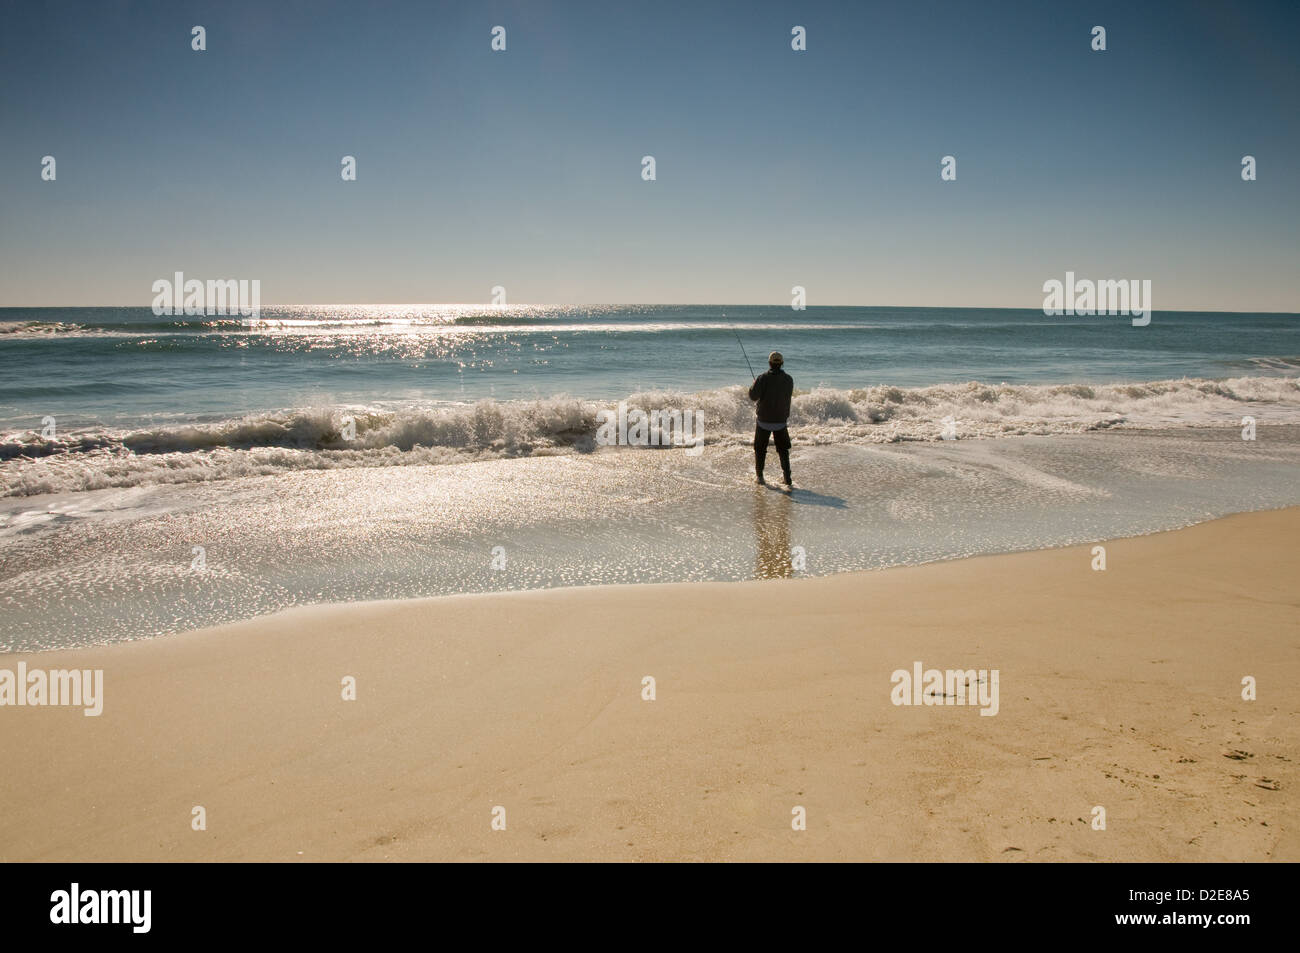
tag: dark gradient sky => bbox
[1,0,1297,309]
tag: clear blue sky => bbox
[1,0,1296,309]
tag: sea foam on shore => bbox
[2,374,1296,497]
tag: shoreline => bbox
[5,426,1300,652]
[7,497,1300,656]
[2,507,1296,861]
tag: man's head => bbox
[768,351,784,370]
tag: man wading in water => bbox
[748,351,794,487]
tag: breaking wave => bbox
[2,374,1297,497]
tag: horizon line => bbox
[2,303,1299,316]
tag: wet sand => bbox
[5,426,1300,651]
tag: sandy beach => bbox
[1,506,1295,862]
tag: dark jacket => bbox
[748,367,793,425]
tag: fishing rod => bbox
[732,327,757,378]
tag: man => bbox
[748,351,794,487]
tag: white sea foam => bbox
[1,375,1296,497]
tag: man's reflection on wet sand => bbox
[753,485,794,579]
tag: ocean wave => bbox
[1229,355,1300,371]
[2,375,1297,497]
[0,320,88,336]
[0,318,232,338]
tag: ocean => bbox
[4,304,1300,422]
[2,305,1298,649]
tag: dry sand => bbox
[1,508,1296,862]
